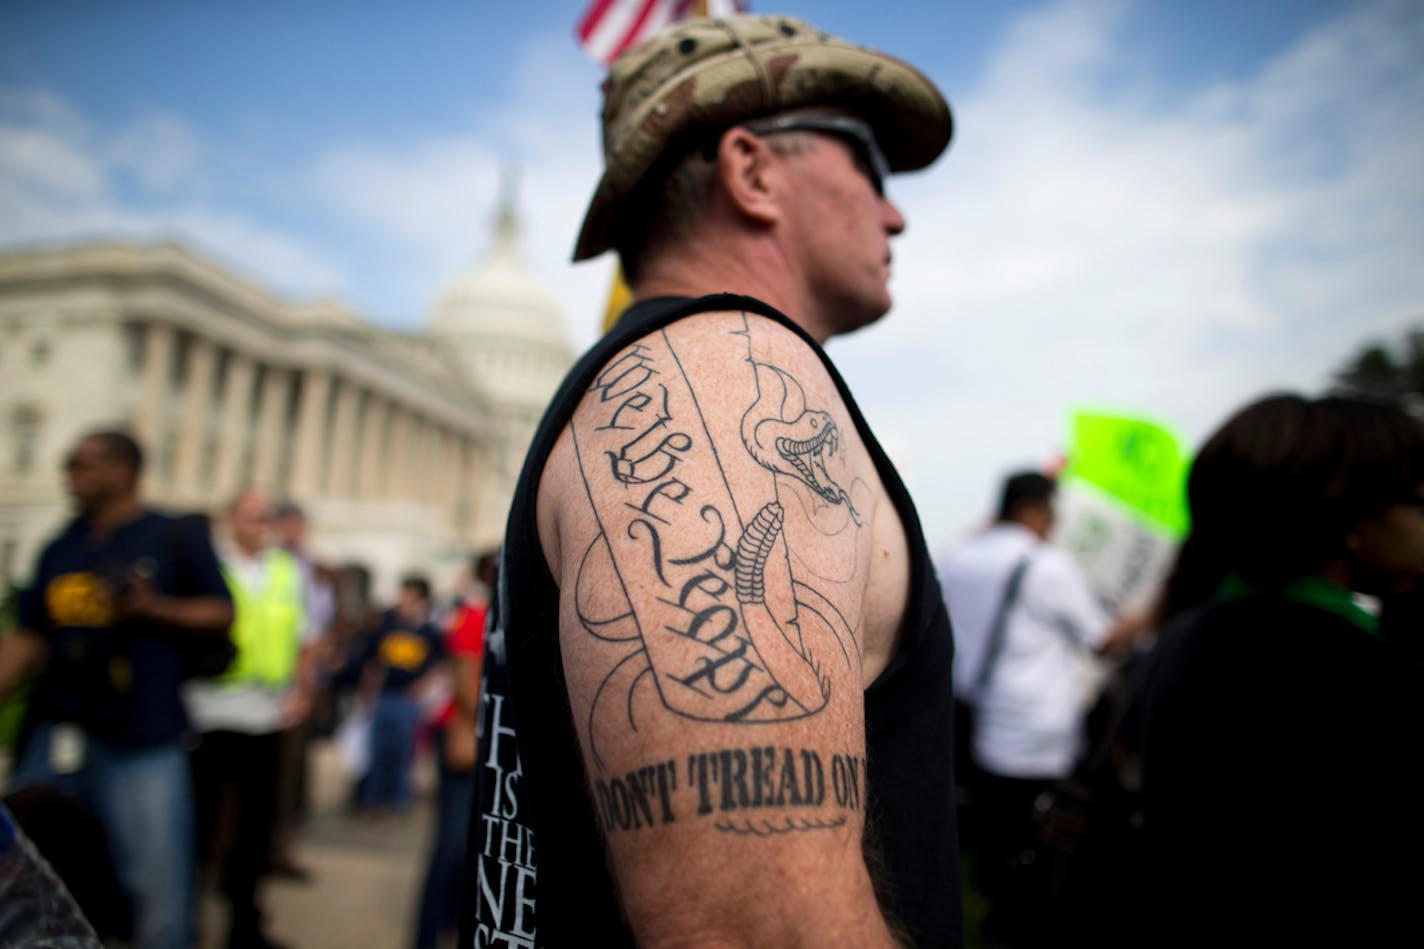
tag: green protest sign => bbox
[1062,411,1190,538]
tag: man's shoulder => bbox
[597,294,819,365]
[35,517,84,560]
[129,507,177,530]
[547,302,833,472]
[942,525,1032,569]
[111,508,182,547]
[1026,542,1092,590]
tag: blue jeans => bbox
[11,722,194,949]
[362,693,421,810]
[413,746,474,948]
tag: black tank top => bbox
[464,294,962,948]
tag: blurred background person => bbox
[186,490,314,949]
[0,429,233,949]
[1128,394,1424,947]
[412,550,494,949]
[269,500,335,882]
[938,470,1139,949]
[357,575,444,816]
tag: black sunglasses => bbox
[743,114,891,196]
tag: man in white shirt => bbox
[938,471,1133,948]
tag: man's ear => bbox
[715,127,784,226]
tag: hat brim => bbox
[572,35,952,262]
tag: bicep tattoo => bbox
[569,314,872,836]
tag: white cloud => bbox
[829,0,1424,546]
[0,85,344,298]
[107,112,203,194]
[0,120,105,199]
[309,29,612,340]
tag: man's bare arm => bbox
[453,652,482,719]
[543,312,898,947]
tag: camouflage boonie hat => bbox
[572,13,953,261]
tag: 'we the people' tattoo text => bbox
[570,316,866,831]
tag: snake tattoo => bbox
[741,362,861,525]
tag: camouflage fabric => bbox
[573,13,954,261]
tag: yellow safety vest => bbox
[220,549,304,687]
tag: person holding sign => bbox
[937,470,1138,948]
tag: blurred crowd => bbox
[0,429,494,949]
[942,393,1423,949]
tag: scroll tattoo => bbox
[571,315,866,832]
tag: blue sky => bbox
[3,0,1421,544]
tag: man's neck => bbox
[633,239,832,345]
[82,496,143,539]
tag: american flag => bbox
[577,0,747,68]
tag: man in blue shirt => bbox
[0,429,233,949]
[358,575,444,814]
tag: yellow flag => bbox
[601,264,634,333]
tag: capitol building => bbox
[0,198,574,601]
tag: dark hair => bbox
[1161,393,1424,616]
[400,575,432,602]
[274,500,305,520]
[996,471,1056,523]
[473,549,499,587]
[612,118,823,287]
[613,144,719,285]
[84,429,144,476]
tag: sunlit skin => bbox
[229,493,275,557]
[632,118,908,348]
[778,130,907,338]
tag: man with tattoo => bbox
[464,14,960,948]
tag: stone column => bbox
[384,408,411,499]
[324,378,361,498]
[402,414,426,501]
[211,352,257,501]
[420,421,440,505]
[420,418,440,503]
[132,321,174,489]
[173,337,217,500]
[445,427,464,520]
[251,367,292,493]
[454,437,475,537]
[435,427,456,520]
[358,396,390,500]
[289,368,332,502]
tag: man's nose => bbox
[883,197,906,236]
